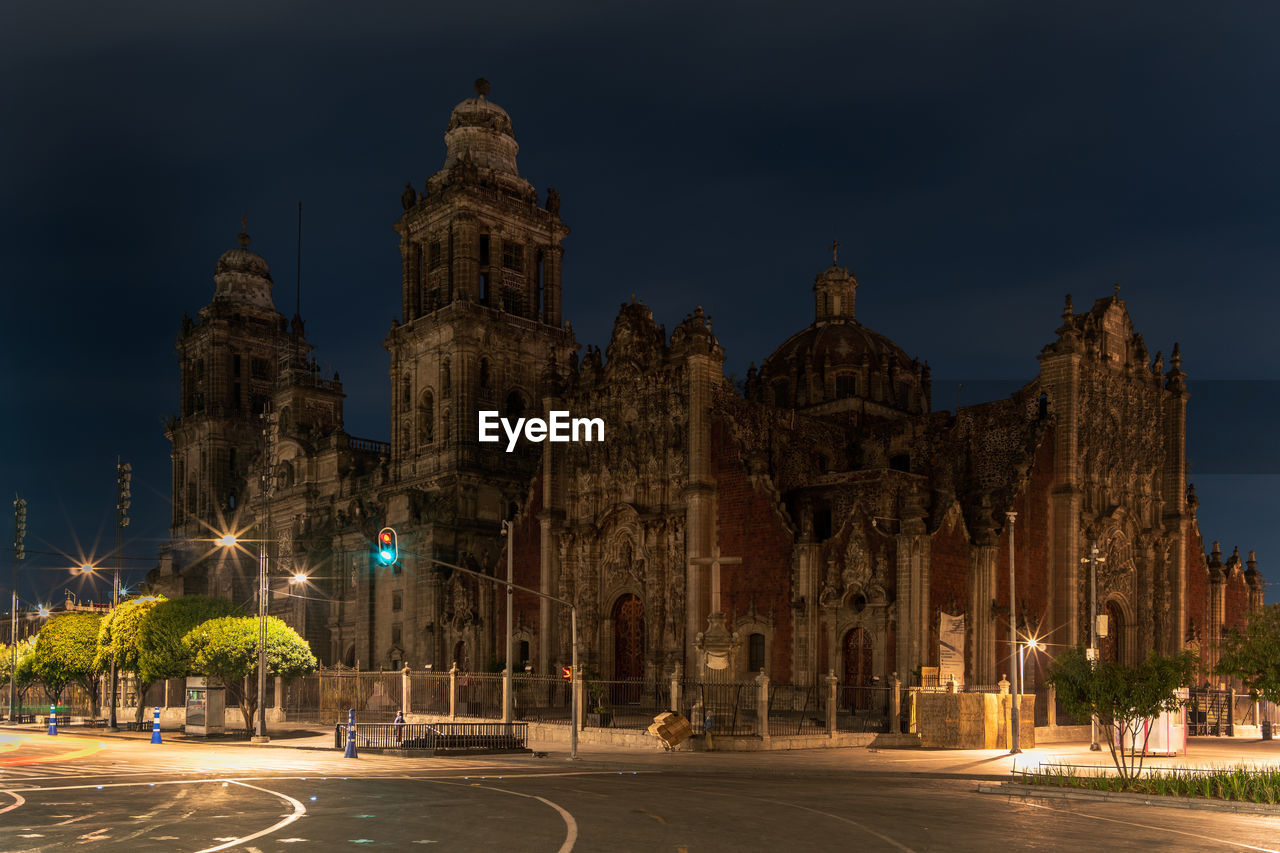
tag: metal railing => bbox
[335,721,528,752]
[835,685,892,733]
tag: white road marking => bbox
[446,780,578,853]
[1018,799,1280,852]
[694,788,917,853]
[0,789,25,814]
[193,780,307,853]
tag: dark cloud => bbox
[2,1,1276,604]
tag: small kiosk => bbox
[185,676,225,736]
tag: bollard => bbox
[48,704,57,736]
[343,708,358,759]
[151,706,162,744]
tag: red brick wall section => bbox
[1224,567,1250,632]
[995,427,1055,678]
[712,419,797,683]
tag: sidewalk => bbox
[22,722,1280,781]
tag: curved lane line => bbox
[0,789,25,814]
[434,779,578,853]
[695,788,916,853]
[1018,799,1280,852]
[192,780,307,853]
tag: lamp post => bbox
[218,532,271,742]
[8,496,25,725]
[1083,541,1106,751]
[501,519,514,724]
[416,552,580,760]
[1007,510,1020,754]
[109,461,131,731]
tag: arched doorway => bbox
[842,627,874,710]
[1100,601,1124,664]
[613,594,645,704]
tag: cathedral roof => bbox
[763,319,915,375]
[211,220,275,311]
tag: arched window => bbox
[419,390,435,445]
[480,358,491,389]
[401,376,411,409]
[748,633,766,671]
[442,359,452,398]
[835,374,856,398]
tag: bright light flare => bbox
[292,572,308,584]
[218,534,238,547]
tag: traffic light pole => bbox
[414,551,579,760]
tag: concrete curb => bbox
[977,782,1280,816]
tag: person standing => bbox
[393,710,405,743]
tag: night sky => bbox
[2,2,1276,609]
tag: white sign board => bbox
[939,612,965,686]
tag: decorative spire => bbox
[1063,293,1074,321]
[1165,341,1186,393]
[238,216,250,248]
[1113,282,1121,300]
[830,239,840,266]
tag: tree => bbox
[1048,646,1196,783]
[134,595,237,686]
[95,595,165,722]
[0,636,38,713]
[1216,603,1280,713]
[28,612,104,720]
[184,615,318,734]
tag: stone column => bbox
[890,673,901,734]
[402,665,412,714]
[756,671,770,745]
[969,539,998,685]
[825,670,838,738]
[449,663,458,720]
[1039,325,1083,649]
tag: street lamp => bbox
[218,532,271,742]
[1006,510,1020,754]
[1018,635,1041,700]
[1082,541,1106,751]
[9,496,26,726]
[109,460,131,732]
[501,519,514,725]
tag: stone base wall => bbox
[913,693,1035,749]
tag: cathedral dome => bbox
[211,221,275,311]
[754,259,928,415]
[441,78,521,178]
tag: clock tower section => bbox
[385,80,575,544]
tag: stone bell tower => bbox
[382,80,577,669]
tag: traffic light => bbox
[13,497,26,561]
[560,665,572,681]
[116,461,132,528]
[377,527,398,565]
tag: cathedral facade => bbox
[153,82,1263,693]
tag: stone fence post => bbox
[670,662,683,717]
[1046,683,1056,728]
[449,662,458,720]
[756,670,770,744]
[825,670,838,737]
[402,665,412,714]
[890,673,901,734]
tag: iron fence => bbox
[834,685,892,733]
[679,679,758,736]
[284,670,402,723]
[767,683,825,736]
[407,671,451,715]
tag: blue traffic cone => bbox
[47,705,57,736]
[343,708,358,759]
[150,706,162,744]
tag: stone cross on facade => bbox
[691,543,743,672]
[691,543,742,616]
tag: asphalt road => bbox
[3,730,1280,852]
